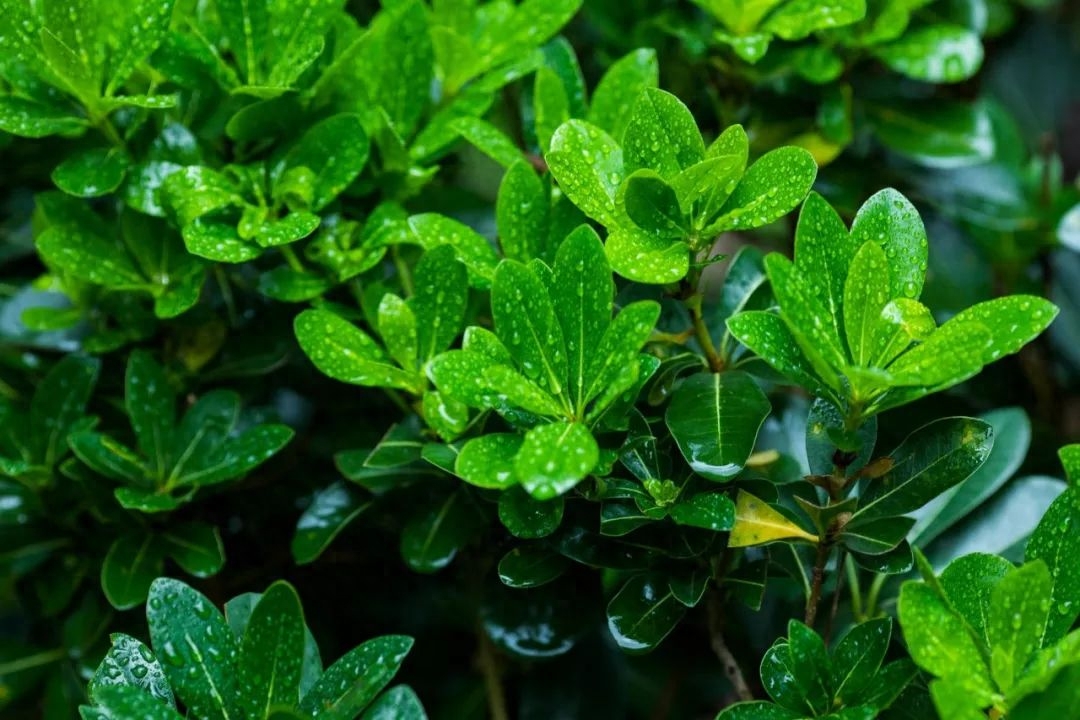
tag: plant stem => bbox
[392,246,415,296]
[0,648,66,675]
[865,573,887,619]
[477,628,509,720]
[846,554,863,621]
[707,591,753,701]
[806,541,832,627]
[214,265,239,328]
[823,548,846,645]
[280,245,306,273]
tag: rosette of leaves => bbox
[293,245,471,422]
[0,0,179,142]
[429,226,660,499]
[717,618,916,718]
[544,88,818,284]
[728,188,1059,429]
[82,577,425,720]
[897,448,1080,718]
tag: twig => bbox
[477,627,509,720]
[707,591,753,701]
[805,541,831,627]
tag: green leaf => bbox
[910,407,1030,547]
[498,546,570,588]
[710,147,817,233]
[498,486,564,538]
[870,298,936,367]
[897,582,995,701]
[361,685,426,720]
[987,560,1052,691]
[126,351,175,479]
[182,220,260,263]
[587,48,658,140]
[412,245,468,362]
[452,117,522,168]
[765,254,846,385]
[162,167,242,226]
[869,100,995,168]
[217,0,269,84]
[840,516,915,555]
[621,171,688,238]
[70,433,148,485]
[552,225,613,411]
[668,492,736,531]
[298,636,413,719]
[946,296,1059,364]
[51,147,129,198]
[105,0,177,92]
[849,189,928,302]
[546,119,624,227]
[30,354,100,467]
[853,418,994,524]
[37,226,146,288]
[295,309,420,392]
[873,25,983,83]
[283,114,370,211]
[399,214,499,288]
[254,212,321,248]
[534,65,570,153]
[1026,487,1080,643]
[0,96,87,137]
[292,482,371,565]
[727,311,828,394]
[584,300,661,410]
[606,574,686,653]
[515,422,599,499]
[90,633,176,708]
[172,422,293,488]
[938,553,1013,645]
[239,581,306,717]
[161,522,225,578]
[496,161,549,263]
[832,618,891,703]
[1059,446,1080,485]
[623,88,704,178]
[729,490,819,547]
[491,260,567,397]
[605,225,689,284]
[664,371,770,481]
[884,320,991,390]
[793,192,859,340]
[763,0,865,39]
[399,490,480,573]
[377,294,418,372]
[100,534,165,610]
[147,578,239,720]
[456,434,523,490]
[844,241,892,365]
[82,685,184,720]
[716,702,800,720]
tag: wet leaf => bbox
[292,483,371,565]
[90,633,175,708]
[874,25,983,83]
[587,48,658,139]
[729,490,818,547]
[515,422,599,499]
[238,581,306,716]
[546,119,624,226]
[51,147,128,198]
[606,574,686,653]
[100,533,165,610]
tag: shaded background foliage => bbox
[1,0,1080,718]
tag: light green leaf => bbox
[283,114,369,211]
[669,493,736,531]
[897,582,995,701]
[623,88,704,178]
[583,300,661,408]
[871,298,936,367]
[162,167,242,226]
[869,100,995,169]
[605,225,688,284]
[399,214,499,288]
[483,365,564,417]
[254,212,321,248]
[83,686,184,720]
[491,260,567,396]
[496,161,549,263]
[0,96,87,137]
[515,422,598,499]
[361,685,426,720]
[620,170,688,238]
[456,434,523,490]
[874,25,983,83]
[534,65,570,152]
[37,226,147,288]
[938,553,1013,645]
[844,241,891,366]
[295,309,421,392]
[849,188,928,301]
[51,147,128,197]
[551,225,613,411]
[546,119,624,227]
[452,116,521,168]
[710,147,817,233]
[106,0,177,93]
[664,371,770,481]
[946,296,1059,364]
[883,321,991,390]
[987,561,1052,691]
[586,48,658,140]
[217,0,269,84]
[182,221,261,263]
[763,0,866,39]
[792,193,857,343]
[378,294,419,373]
[411,245,467,362]
[726,311,829,394]
[1026,487,1080,643]
[765,254,846,384]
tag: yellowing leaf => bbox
[728,490,818,547]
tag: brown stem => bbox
[805,541,832,628]
[707,591,753,701]
[477,628,509,720]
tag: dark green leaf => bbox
[292,483,371,565]
[606,574,686,653]
[100,534,166,610]
[498,546,570,589]
[498,486,565,539]
[239,581,306,716]
[161,522,225,578]
[52,148,128,198]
